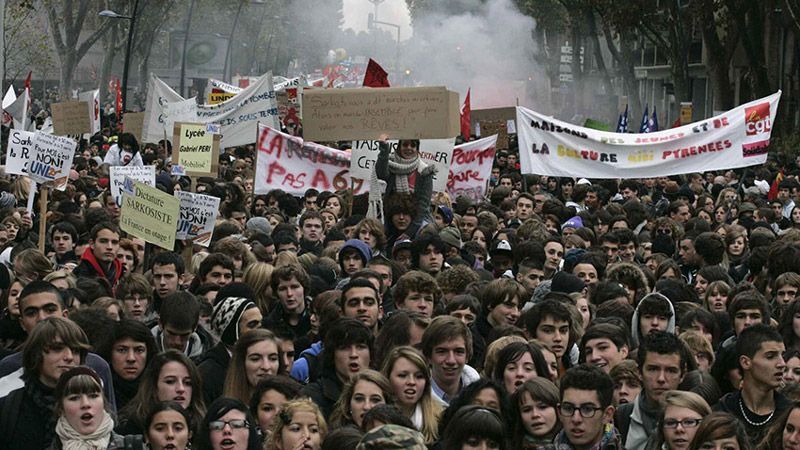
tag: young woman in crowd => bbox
[757,401,800,450]
[223,329,281,405]
[328,369,393,429]
[118,350,206,436]
[493,341,551,393]
[381,346,442,445]
[438,378,512,434]
[649,391,712,450]
[249,376,302,441]
[196,398,262,450]
[687,412,752,450]
[702,280,730,313]
[266,398,328,450]
[144,402,193,450]
[50,367,123,450]
[512,378,562,449]
[440,406,507,450]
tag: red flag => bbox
[769,168,784,200]
[90,64,97,84]
[670,117,681,129]
[116,78,122,118]
[460,88,471,141]
[363,59,390,88]
[24,72,31,90]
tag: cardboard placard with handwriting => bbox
[302,87,460,141]
[124,112,146,142]
[172,122,220,177]
[51,101,91,135]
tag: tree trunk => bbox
[99,25,119,106]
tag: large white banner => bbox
[447,135,498,202]
[5,129,34,176]
[207,76,300,94]
[142,72,279,148]
[517,91,781,179]
[255,124,366,196]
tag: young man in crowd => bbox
[631,292,675,347]
[616,331,688,450]
[50,221,78,266]
[581,323,630,374]
[151,252,186,311]
[525,300,574,375]
[411,233,445,276]
[341,278,382,336]
[193,253,234,289]
[72,221,123,289]
[298,210,325,256]
[516,258,545,297]
[393,270,439,317]
[422,315,479,405]
[338,239,372,277]
[263,264,311,338]
[153,291,204,358]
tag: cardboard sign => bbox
[109,166,156,207]
[479,120,509,150]
[516,91,781,179]
[51,101,91,135]
[29,131,76,191]
[302,86,460,141]
[123,112,146,142]
[120,176,180,250]
[77,90,101,135]
[5,129,34,175]
[349,138,454,192]
[447,135,497,202]
[471,107,516,150]
[175,191,220,247]
[172,122,220,176]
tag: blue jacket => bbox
[290,341,323,384]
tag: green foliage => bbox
[4,0,56,83]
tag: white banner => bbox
[5,88,29,131]
[78,90,101,135]
[5,129,34,176]
[349,138,456,192]
[206,78,242,94]
[175,191,221,247]
[110,166,156,207]
[29,132,76,191]
[142,72,279,148]
[516,92,781,179]
[255,124,366,196]
[447,135,498,202]
[2,86,16,127]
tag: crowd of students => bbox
[5,119,800,450]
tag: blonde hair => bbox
[432,192,452,208]
[328,369,394,429]
[189,252,208,276]
[273,251,299,268]
[652,391,712,450]
[267,398,328,450]
[43,270,77,289]
[381,347,442,444]
[242,262,274,314]
[679,330,715,366]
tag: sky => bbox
[342,0,413,41]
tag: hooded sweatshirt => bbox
[338,239,372,274]
[630,294,676,348]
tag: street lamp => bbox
[99,2,139,112]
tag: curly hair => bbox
[436,266,479,297]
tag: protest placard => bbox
[172,122,220,176]
[123,112,146,142]
[175,191,220,247]
[447,135,498,202]
[51,101,91,135]
[143,72,279,148]
[302,86,460,141]
[255,124,365,196]
[472,107,516,150]
[29,131,76,191]
[350,137,456,192]
[120,176,180,250]
[77,90,101,135]
[516,91,781,179]
[208,92,236,104]
[5,129,34,176]
[109,166,156,207]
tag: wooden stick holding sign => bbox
[38,187,48,253]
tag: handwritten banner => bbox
[349,138,455,192]
[516,91,781,179]
[175,191,220,247]
[29,132,76,191]
[120,177,180,250]
[447,135,498,202]
[5,129,34,176]
[255,124,365,196]
[302,86,460,141]
[110,166,156,207]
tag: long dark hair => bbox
[441,406,507,450]
[493,342,551,383]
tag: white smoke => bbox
[403,0,545,109]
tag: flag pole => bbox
[37,187,48,252]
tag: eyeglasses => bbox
[663,418,702,429]
[208,420,249,431]
[558,403,602,418]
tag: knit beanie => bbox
[212,297,256,346]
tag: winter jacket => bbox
[615,392,659,450]
[300,366,343,418]
[262,302,312,339]
[197,342,231,405]
[713,389,791,443]
[151,324,205,359]
[72,247,123,291]
[290,341,323,384]
[103,144,143,167]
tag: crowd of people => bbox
[4,114,800,450]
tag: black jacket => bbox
[300,366,342,418]
[0,382,55,450]
[713,389,791,443]
[263,305,311,339]
[197,342,231,405]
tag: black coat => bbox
[0,384,54,450]
[300,366,342,418]
[198,342,231,405]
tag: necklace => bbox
[738,396,775,426]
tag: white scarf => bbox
[55,411,114,450]
[387,152,424,194]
